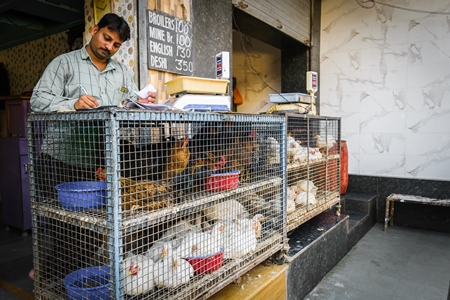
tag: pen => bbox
[79,84,89,95]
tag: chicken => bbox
[222,218,258,259]
[95,168,172,213]
[122,253,155,296]
[170,152,226,195]
[203,199,249,221]
[162,136,190,180]
[161,220,200,241]
[153,254,194,288]
[314,135,336,154]
[287,135,302,162]
[201,221,226,255]
[308,147,323,160]
[237,214,265,238]
[295,180,318,206]
[293,147,308,163]
[286,185,299,214]
[144,241,174,262]
[238,193,271,216]
[98,137,189,183]
[223,136,255,181]
[173,231,204,258]
[190,151,227,175]
[264,137,281,165]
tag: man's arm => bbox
[30,57,79,112]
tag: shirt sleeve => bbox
[30,56,79,112]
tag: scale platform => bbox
[164,94,231,111]
[268,93,314,104]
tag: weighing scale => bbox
[266,71,318,115]
[162,51,232,112]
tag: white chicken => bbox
[176,231,208,258]
[203,199,249,221]
[144,241,174,262]
[222,214,262,259]
[314,135,336,153]
[153,254,194,288]
[122,253,155,296]
[287,136,302,162]
[295,191,317,206]
[265,137,280,165]
[293,146,308,163]
[237,214,264,238]
[160,221,202,250]
[287,185,299,213]
[295,180,318,206]
[199,221,226,256]
[309,147,323,160]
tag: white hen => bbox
[153,254,194,288]
[265,137,280,165]
[176,231,208,258]
[287,185,299,213]
[314,135,336,151]
[223,214,262,259]
[287,136,302,162]
[144,241,174,262]
[200,222,226,256]
[122,254,155,296]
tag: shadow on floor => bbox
[305,223,450,300]
[0,223,34,300]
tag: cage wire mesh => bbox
[284,114,341,232]
[27,109,287,300]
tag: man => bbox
[30,12,156,198]
[28,13,156,282]
[31,13,155,111]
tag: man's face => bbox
[89,26,123,61]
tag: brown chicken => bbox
[95,168,171,213]
[162,136,190,180]
[190,151,226,174]
[223,136,255,181]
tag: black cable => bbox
[357,0,450,15]
[356,0,375,9]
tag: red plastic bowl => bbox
[184,250,224,274]
[205,170,240,192]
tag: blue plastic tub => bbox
[56,181,107,210]
[63,266,110,300]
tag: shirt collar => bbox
[81,46,116,72]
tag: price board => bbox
[147,10,193,76]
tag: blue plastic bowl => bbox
[63,266,110,300]
[56,181,107,210]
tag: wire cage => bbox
[284,114,341,232]
[27,108,287,300]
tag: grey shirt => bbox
[31,46,140,166]
[31,46,138,112]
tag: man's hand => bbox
[74,95,100,109]
[138,92,156,104]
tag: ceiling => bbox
[0,0,85,51]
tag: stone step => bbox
[286,193,377,299]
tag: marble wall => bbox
[320,0,450,181]
[232,31,282,113]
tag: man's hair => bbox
[97,13,131,42]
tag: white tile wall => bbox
[320,0,450,180]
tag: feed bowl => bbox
[63,266,110,300]
[184,250,224,274]
[56,181,107,210]
[205,170,240,192]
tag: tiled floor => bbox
[305,223,450,300]
[0,222,449,300]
